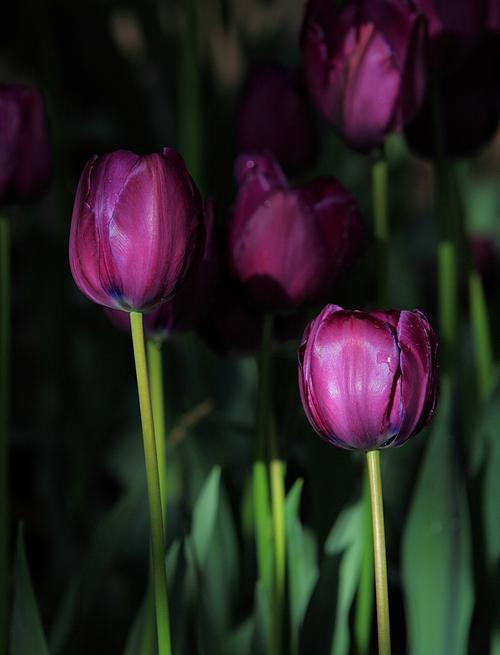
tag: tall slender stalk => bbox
[372,154,389,308]
[354,471,374,655]
[269,416,285,655]
[147,339,167,520]
[366,451,391,655]
[130,312,172,655]
[179,0,203,191]
[0,215,9,653]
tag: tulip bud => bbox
[0,84,51,205]
[69,148,205,312]
[298,305,438,450]
[237,64,318,174]
[228,153,363,312]
[106,199,218,338]
[301,0,427,152]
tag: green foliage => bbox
[402,379,474,655]
[10,526,50,655]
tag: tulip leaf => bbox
[324,502,364,655]
[285,479,318,655]
[402,378,473,655]
[251,581,272,655]
[221,617,254,655]
[191,466,221,567]
[10,526,50,655]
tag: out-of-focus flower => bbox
[237,64,317,173]
[0,84,51,205]
[106,200,218,338]
[298,304,438,450]
[228,152,363,312]
[406,0,500,158]
[69,148,205,312]
[301,0,427,152]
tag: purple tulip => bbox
[0,84,51,205]
[105,200,218,338]
[237,64,318,173]
[406,0,500,158]
[298,304,438,450]
[69,148,205,312]
[301,0,427,152]
[228,153,363,312]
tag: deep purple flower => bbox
[301,0,427,152]
[69,148,205,312]
[0,84,51,205]
[298,304,438,450]
[406,0,500,158]
[237,64,318,173]
[106,200,218,338]
[228,153,363,312]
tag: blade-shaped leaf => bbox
[402,378,473,655]
[285,479,318,655]
[191,467,221,567]
[10,526,50,655]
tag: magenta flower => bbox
[237,64,317,173]
[298,305,438,451]
[301,0,427,152]
[105,200,218,338]
[0,84,51,205]
[69,148,205,312]
[228,153,363,312]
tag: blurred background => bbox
[2,0,500,653]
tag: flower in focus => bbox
[298,304,438,450]
[106,200,218,338]
[301,0,427,152]
[0,84,51,205]
[406,0,500,158]
[69,148,205,312]
[237,64,318,173]
[228,153,363,312]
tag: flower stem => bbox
[130,312,172,655]
[468,270,494,403]
[366,450,391,655]
[269,416,285,655]
[354,470,374,655]
[372,153,388,308]
[252,313,274,648]
[0,215,9,653]
[147,339,167,521]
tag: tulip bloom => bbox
[69,148,205,312]
[298,305,438,450]
[237,65,317,173]
[0,84,51,205]
[302,0,427,152]
[106,200,217,338]
[228,153,363,312]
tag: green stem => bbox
[432,85,458,370]
[372,154,388,308]
[252,313,274,649]
[468,270,494,402]
[0,216,9,653]
[179,0,203,190]
[354,470,374,655]
[130,312,172,655]
[147,339,167,521]
[366,451,391,655]
[269,417,285,655]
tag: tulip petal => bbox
[308,310,401,449]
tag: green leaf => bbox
[10,526,50,655]
[324,503,364,655]
[251,581,272,655]
[191,466,221,567]
[402,378,474,655]
[123,592,155,655]
[285,479,318,655]
[221,618,254,655]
